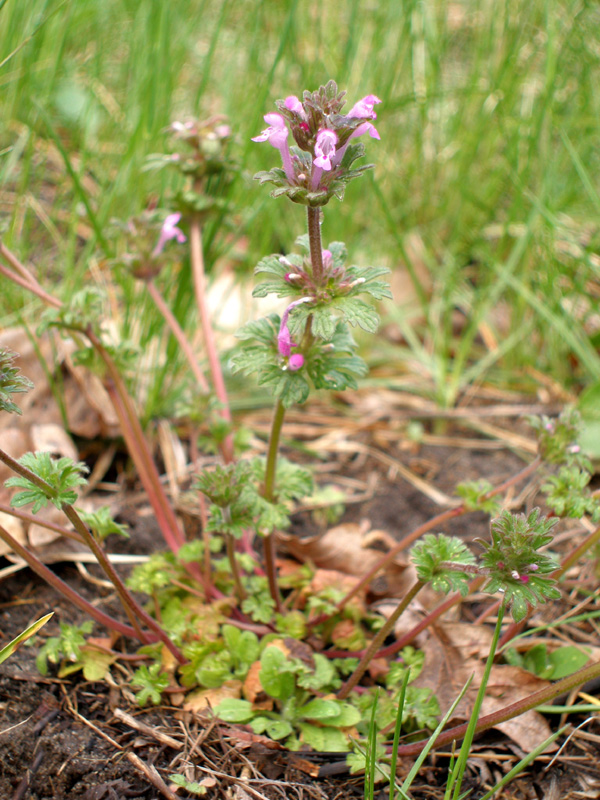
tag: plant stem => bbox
[337,580,425,699]
[307,207,324,285]
[189,217,234,463]
[0,501,85,544]
[0,521,139,639]
[0,447,185,662]
[391,656,600,758]
[226,533,247,604]
[145,278,210,394]
[327,578,486,661]
[309,455,542,630]
[0,242,62,308]
[102,374,185,554]
[449,601,506,800]
[61,505,185,663]
[261,398,286,614]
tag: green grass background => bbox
[1,0,599,413]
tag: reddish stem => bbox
[0,521,139,639]
[189,218,234,463]
[145,278,210,394]
[310,455,543,630]
[388,658,600,755]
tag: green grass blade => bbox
[0,612,53,665]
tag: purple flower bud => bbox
[284,272,301,282]
[285,96,306,118]
[288,354,304,371]
[322,249,333,268]
[528,563,539,571]
[519,575,530,584]
[152,213,187,256]
[277,297,312,357]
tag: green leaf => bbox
[547,646,590,679]
[259,646,296,701]
[330,296,380,333]
[250,717,293,740]
[132,663,170,706]
[214,698,256,723]
[0,349,33,415]
[298,698,343,721]
[6,452,88,512]
[298,723,350,752]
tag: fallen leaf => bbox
[277,523,409,592]
[30,423,78,461]
[183,680,242,714]
[411,625,476,721]
[243,661,272,708]
[480,664,556,752]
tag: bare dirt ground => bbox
[1,396,599,800]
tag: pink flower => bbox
[285,96,306,118]
[152,213,187,256]
[519,575,530,584]
[347,95,382,120]
[288,354,305,371]
[313,129,338,171]
[277,297,312,357]
[252,113,288,146]
[252,113,295,183]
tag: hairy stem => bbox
[145,278,210,394]
[390,657,600,757]
[189,218,234,463]
[337,580,425,699]
[0,501,85,544]
[0,447,185,661]
[226,534,247,604]
[307,207,324,286]
[261,398,286,614]
[0,521,139,639]
[310,455,542,629]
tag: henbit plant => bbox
[2,82,600,780]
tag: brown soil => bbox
[1,412,599,800]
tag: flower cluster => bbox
[252,81,381,206]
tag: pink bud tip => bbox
[519,575,530,583]
[288,354,304,371]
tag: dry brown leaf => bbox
[414,626,556,752]
[30,423,78,460]
[278,522,411,598]
[0,510,26,556]
[242,661,273,710]
[480,664,556,752]
[183,679,242,714]
[411,626,476,721]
